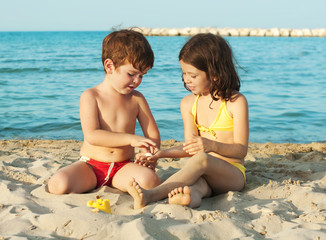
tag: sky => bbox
[0,0,325,31]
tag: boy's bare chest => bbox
[97,98,138,130]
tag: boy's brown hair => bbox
[102,29,154,72]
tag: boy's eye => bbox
[128,73,135,76]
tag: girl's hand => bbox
[183,134,211,155]
[134,159,156,171]
[134,147,160,171]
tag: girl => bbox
[128,33,249,209]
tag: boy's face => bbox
[111,61,149,95]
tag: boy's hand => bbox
[130,135,157,149]
[134,148,160,170]
[183,134,212,155]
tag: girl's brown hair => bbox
[102,29,154,72]
[179,33,240,101]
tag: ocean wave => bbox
[0,67,101,73]
[0,67,52,73]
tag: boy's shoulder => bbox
[130,90,148,103]
[81,87,97,97]
[131,89,143,97]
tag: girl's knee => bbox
[190,152,209,170]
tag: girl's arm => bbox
[136,95,195,165]
[216,94,249,158]
[184,94,249,159]
[158,95,196,159]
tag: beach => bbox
[0,139,325,239]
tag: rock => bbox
[136,27,326,37]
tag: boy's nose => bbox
[133,76,142,84]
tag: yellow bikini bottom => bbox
[230,162,246,182]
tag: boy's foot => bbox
[127,178,148,209]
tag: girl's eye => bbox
[128,73,135,77]
[191,75,196,78]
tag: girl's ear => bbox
[104,58,115,73]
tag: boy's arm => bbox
[147,95,196,160]
[80,90,156,148]
[135,95,194,167]
[136,92,161,149]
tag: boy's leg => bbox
[48,161,97,194]
[111,162,161,192]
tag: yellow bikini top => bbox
[192,95,234,139]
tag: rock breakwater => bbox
[136,27,326,37]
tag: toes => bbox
[183,186,191,194]
[171,188,178,195]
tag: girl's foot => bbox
[168,186,201,208]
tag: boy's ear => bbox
[104,58,115,73]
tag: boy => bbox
[48,29,161,194]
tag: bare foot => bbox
[127,178,148,209]
[168,186,192,206]
[168,186,202,208]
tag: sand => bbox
[0,139,325,239]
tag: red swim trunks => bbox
[79,156,132,189]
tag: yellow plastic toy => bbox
[87,198,111,213]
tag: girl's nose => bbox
[184,75,191,84]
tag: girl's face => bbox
[180,60,210,95]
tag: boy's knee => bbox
[137,171,161,190]
[47,173,69,194]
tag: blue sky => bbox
[1,0,325,31]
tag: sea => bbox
[0,31,325,143]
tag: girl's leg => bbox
[111,162,161,192]
[168,177,212,208]
[202,154,245,194]
[48,161,97,194]
[127,152,245,209]
[127,152,210,208]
